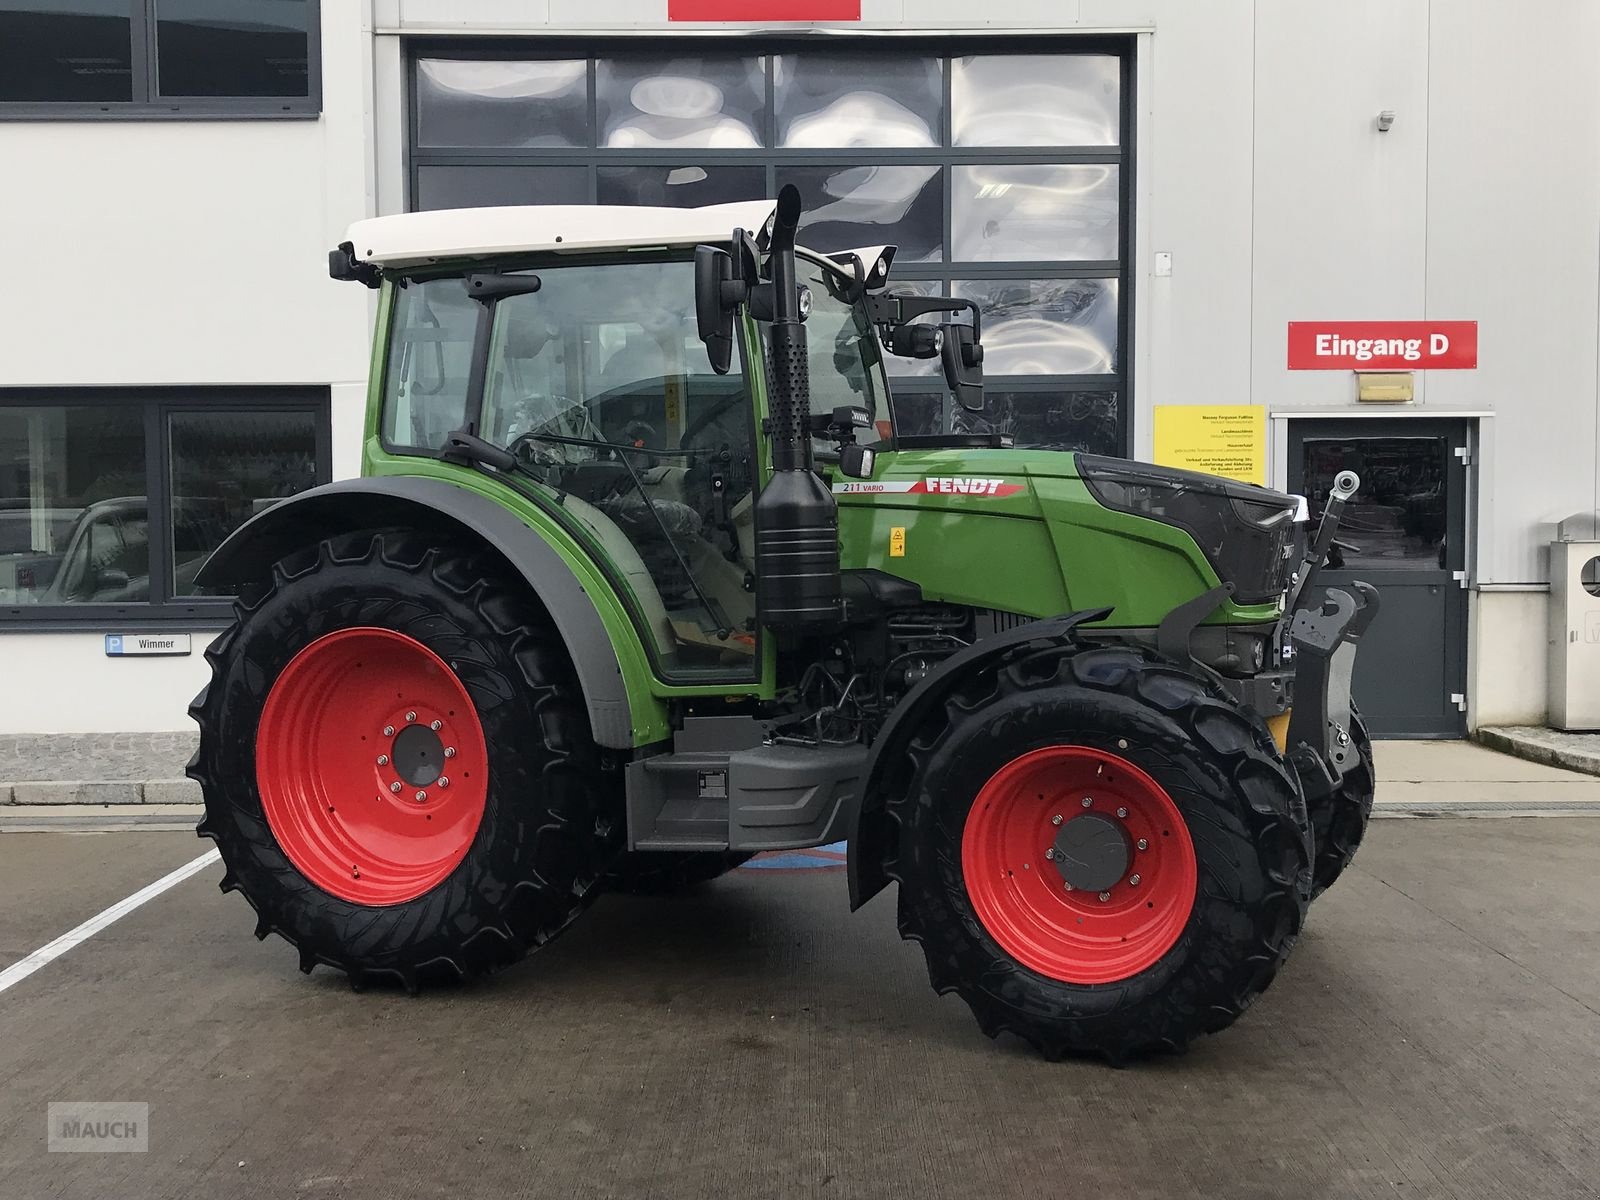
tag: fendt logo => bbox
[920,477,1021,496]
[833,478,1025,498]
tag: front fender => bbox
[196,476,643,749]
[846,607,1113,910]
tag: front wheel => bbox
[892,644,1311,1061]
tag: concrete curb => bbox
[1476,726,1600,778]
[1,779,201,805]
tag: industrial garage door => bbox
[406,38,1133,455]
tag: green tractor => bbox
[190,186,1377,1060]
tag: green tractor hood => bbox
[834,445,1290,629]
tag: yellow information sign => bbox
[1152,405,1266,485]
[889,527,906,557]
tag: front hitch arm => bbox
[1285,581,1380,799]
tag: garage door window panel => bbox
[597,165,766,209]
[779,164,944,264]
[953,278,1119,375]
[597,55,766,149]
[415,59,589,149]
[774,54,942,148]
[951,54,1120,147]
[952,164,1120,263]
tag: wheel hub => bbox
[391,723,446,786]
[1052,812,1131,893]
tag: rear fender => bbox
[195,477,642,749]
[847,608,1113,911]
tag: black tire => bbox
[1308,707,1376,897]
[890,642,1312,1062]
[604,851,754,896]
[188,530,622,990]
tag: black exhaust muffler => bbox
[754,185,842,628]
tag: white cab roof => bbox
[347,201,778,269]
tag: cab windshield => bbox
[793,252,892,447]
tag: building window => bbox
[407,38,1131,455]
[0,389,329,621]
[0,1,319,116]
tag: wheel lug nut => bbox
[1063,882,1073,892]
[389,782,402,794]
[1051,814,1063,826]
[414,790,427,802]
[444,747,456,759]
[1081,797,1093,808]
[376,754,389,766]
[406,711,417,723]
[1044,847,1056,860]
[1129,874,1141,886]
[383,725,395,737]
[437,777,449,788]
[1116,806,1128,818]
[431,720,442,731]
[1098,891,1111,902]
[1137,838,1148,850]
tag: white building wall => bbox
[0,4,376,734]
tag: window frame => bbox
[0,387,331,630]
[403,35,1134,456]
[0,0,323,120]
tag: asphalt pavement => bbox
[0,819,1597,1200]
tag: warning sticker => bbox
[889,527,906,557]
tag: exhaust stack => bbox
[754,185,842,629]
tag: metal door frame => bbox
[1284,416,1474,738]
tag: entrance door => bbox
[1287,419,1470,738]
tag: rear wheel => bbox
[189,530,621,989]
[1308,708,1376,896]
[604,851,753,896]
[892,644,1311,1061]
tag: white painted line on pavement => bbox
[0,849,220,997]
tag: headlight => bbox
[1077,456,1299,604]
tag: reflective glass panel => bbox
[0,2,134,102]
[415,165,588,210]
[597,165,765,209]
[952,164,1120,262]
[597,56,765,149]
[381,277,479,451]
[952,55,1119,146]
[1302,437,1448,568]
[952,390,1120,455]
[169,411,317,595]
[0,405,147,604]
[155,0,310,98]
[953,278,1118,375]
[778,164,943,264]
[774,54,941,148]
[415,59,588,148]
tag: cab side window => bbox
[381,277,478,451]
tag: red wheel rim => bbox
[256,628,489,906]
[961,746,1197,984]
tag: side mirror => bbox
[941,321,986,411]
[695,245,737,376]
